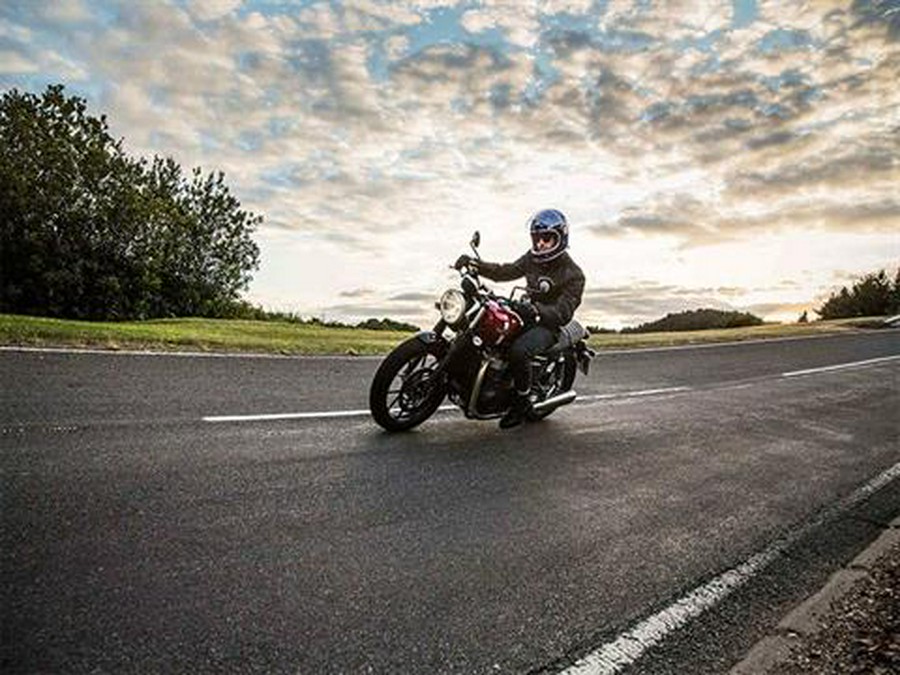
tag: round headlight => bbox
[439,289,466,325]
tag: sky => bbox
[1,0,898,329]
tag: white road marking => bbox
[579,387,692,402]
[560,461,900,675]
[201,353,898,423]
[203,389,692,423]
[782,354,900,378]
[203,405,457,423]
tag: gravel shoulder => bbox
[732,518,900,674]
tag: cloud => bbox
[460,6,539,48]
[0,50,38,74]
[387,292,435,302]
[186,0,241,22]
[580,282,744,327]
[2,0,898,326]
[40,0,91,23]
[339,288,375,299]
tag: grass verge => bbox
[0,314,413,355]
[585,318,883,350]
[0,313,886,356]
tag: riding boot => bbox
[499,389,531,429]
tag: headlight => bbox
[439,289,466,325]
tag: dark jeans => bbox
[508,325,556,394]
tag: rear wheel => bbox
[369,338,446,431]
[527,352,576,421]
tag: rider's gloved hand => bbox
[511,300,540,328]
[454,254,478,272]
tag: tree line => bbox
[620,308,763,333]
[815,268,900,320]
[227,301,420,332]
[589,266,900,334]
[1,85,261,321]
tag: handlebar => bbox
[451,255,544,304]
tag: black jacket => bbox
[478,251,585,330]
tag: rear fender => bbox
[575,340,596,375]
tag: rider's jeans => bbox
[508,325,555,394]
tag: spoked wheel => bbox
[369,338,446,432]
[527,353,576,422]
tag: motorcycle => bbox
[369,231,595,432]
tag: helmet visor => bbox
[531,230,560,252]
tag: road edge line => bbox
[558,461,900,675]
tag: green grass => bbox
[0,314,414,355]
[0,313,886,356]
[585,317,885,350]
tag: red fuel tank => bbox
[478,299,524,346]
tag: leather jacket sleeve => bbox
[476,253,530,282]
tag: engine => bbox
[473,356,514,414]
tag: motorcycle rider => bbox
[455,209,585,429]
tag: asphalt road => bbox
[1,331,898,674]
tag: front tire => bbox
[369,337,446,432]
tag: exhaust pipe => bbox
[531,390,577,414]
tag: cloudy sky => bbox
[2,0,898,328]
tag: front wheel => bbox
[369,337,447,432]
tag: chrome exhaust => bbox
[531,390,577,413]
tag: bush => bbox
[622,308,764,333]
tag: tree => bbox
[891,268,900,315]
[0,85,261,320]
[816,268,899,319]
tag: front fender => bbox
[414,330,450,356]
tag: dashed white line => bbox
[579,387,692,402]
[202,354,898,423]
[560,460,900,675]
[203,405,457,423]
[782,354,900,378]
[204,409,368,422]
[202,389,692,423]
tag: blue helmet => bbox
[528,209,568,263]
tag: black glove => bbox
[511,300,539,327]
[454,254,478,272]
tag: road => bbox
[1,331,898,674]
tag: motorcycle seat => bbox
[545,319,589,356]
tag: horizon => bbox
[1,1,898,330]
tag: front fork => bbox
[424,305,486,380]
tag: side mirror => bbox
[470,231,481,259]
